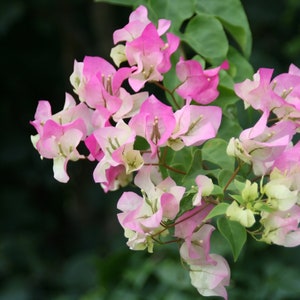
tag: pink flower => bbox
[235,64,300,126]
[112,90,149,121]
[117,166,185,249]
[179,224,216,265]
[261,205,300,247]
[113,5,171,44]
[129,95,176,156]
[92,120,142,188]
[174,204,214,241]
[169,104,222,150]
[117,191,159,233]
[189,254,230,300]
[175,205,230,300]
[273,141,300,190]
[125,23,180,91]
[30,94,93,182]
[175,58,228,104]
[84,134,104,162]
[84,105,111,161]
[193,175,214,206]
[271,64,300,124]
[30,93,92,137]
[111,5,179,91]
[134,166,185,220]
[102,164,133,193]
[234,68,284,113]
[70,56,131,112]
[32,119,85,183]
[227,111,296,175]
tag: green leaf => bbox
[227,46,254,82]
[182,13,228,64]
[253,202,275,213]
[133,135,150,151]
[217,216,247,261]
[178,193,194,217]
[201,138,235,172]
[219,69,235,91]
[144,0,195,34]
[204,202,229,221]
[194,0,252,58]
[217,115,243,141]
[234,179,246,192]
[218,169,235,190]
[229,194,244,204]
[162,50,184,110]
[159,146,198,184]
[211,184,224,198]
[201,168,222,181]
[181,149,202,188]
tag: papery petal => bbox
[174,205,214,239]
[53,156,69,183]
[189,254,230,300]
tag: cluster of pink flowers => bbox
[30,5,229,298]
[30,4,300,299]
[227,65,300,247]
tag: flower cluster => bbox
[30,4,300,299]
[227,65,300,247]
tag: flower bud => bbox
[226,201,255,227]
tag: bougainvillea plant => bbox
[30,1,300,299]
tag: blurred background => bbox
[1,0,300,299]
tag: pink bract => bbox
[113,5,170,44]
[129,95,176,156]
[125,23,179,91]
[176,58,228,104]
[171,104,222,148]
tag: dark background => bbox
[1,0,300,299]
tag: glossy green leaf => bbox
[159,146,197,184]
[133,135,150,151]
[217,115,243,142]
[201,138,235,172]
[204,202,229,221]
[144,0,194,34]
[227,46,254,82]
[182,13,228,64]
[162,50,184,110]
[234,179,246,192]
[215,72,241,116]
[229,194,244,204]
[182,149,203,188]
[218,169,235,190]
[211,184,224,198]
[194,0,252,58]
[178,192,195,217]
[217,216,247,261]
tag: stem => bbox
[150,201,216,245]
[162,163,187,175]
[153,81,181,109]
[173,203,211,227]
[145,146,187,175]
[145,163,187,175]
[153,203,212,238]
[150,236,181,245]
[223,163,242,193]
[159,147,187,175]
[160,147,168,163]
